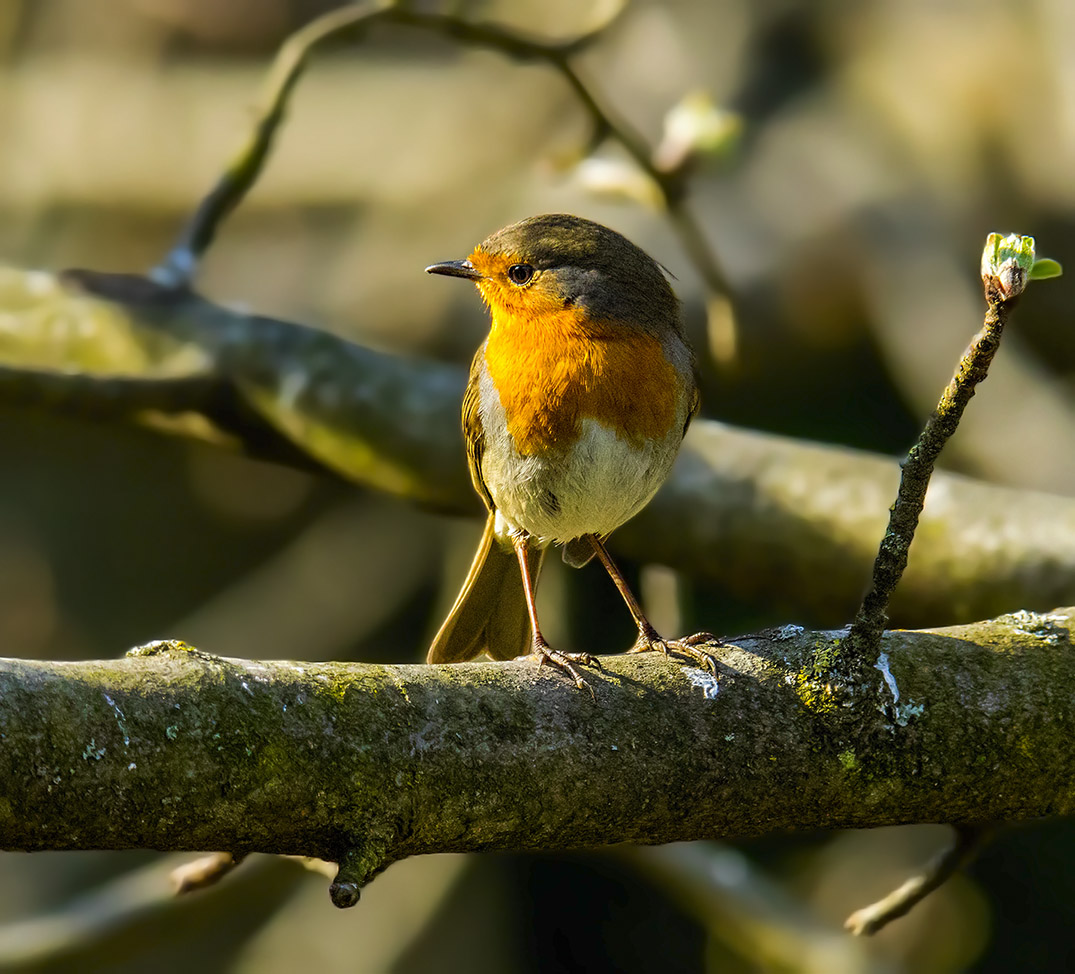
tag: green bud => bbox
[981,232,1035,277]
[980,233,1062,298]
[981,233,1036,299]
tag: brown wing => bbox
[463,345,494,512]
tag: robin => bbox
[425,214,715,692]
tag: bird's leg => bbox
[510,531,599,697]
[588,535,719,674]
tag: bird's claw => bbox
[521,643,601,699]
[629,629,721,675]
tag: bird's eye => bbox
[507,263,535,286]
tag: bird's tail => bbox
[427,514,542,663]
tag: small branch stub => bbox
[171,851,246,895]
[329,874,361,910]
[328,834,396,909]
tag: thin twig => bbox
[551,58,735,317]
[841,269,1022,671]
[150,0,396,287]
[844,825,994,936]
[149,0,733,332]
[171,851,247,894]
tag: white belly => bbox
[478,373,683,546]
[473,336,690,546]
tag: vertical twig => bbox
[839,235,1044,672]
[846,300,1012,652]
[830,237,1059,934]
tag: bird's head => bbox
[426,214,680,337]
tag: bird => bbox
[425,213,715,693]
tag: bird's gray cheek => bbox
[548,267,603,312]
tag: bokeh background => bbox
[0,0,1073,971]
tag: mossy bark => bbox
[2,610,1073,890]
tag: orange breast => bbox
[483,306,678,456]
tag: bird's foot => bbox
[629,627,721,675]
[520,638,601,699]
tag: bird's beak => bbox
[425,259,482,281]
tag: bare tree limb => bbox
[1,609,1072,907]
[2,265,1072,626]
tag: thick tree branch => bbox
[1,609,1073,906]
[2,265,1074,626]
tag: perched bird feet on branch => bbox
[522,636,601,700]
[629,627,720,675]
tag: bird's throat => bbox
[483,307,678,456]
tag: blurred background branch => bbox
[630,843,892,974]
[153,0,629,286]
[844,826,995,938]
[2,264,1074,631]
[0,855,304,973]
[0,851,470,974]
